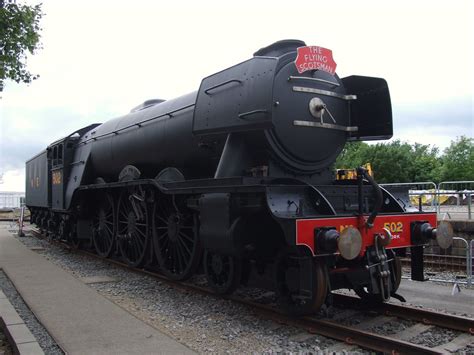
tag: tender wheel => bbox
[47,212,59,239]
[152,196,201,280]
[204,250,242,295]
[41,211,48,230]
[354,251,402,302]
[275,249,328,316]
[58,220,68,241]
[117,189,150,267]
[92,193,116,257]
[67,219,83,250]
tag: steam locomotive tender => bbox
[26,40,453,315]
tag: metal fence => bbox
[381,181,473,220]
[381,181,474,287]
[437,181,473,220]
[423,237,473,287]
[0,191,25,209]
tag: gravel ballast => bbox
[370,319,415,335]
[11,229,474,354]
[14,232,363,353]
[410,328,460,348]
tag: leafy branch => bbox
[0,0,43,91]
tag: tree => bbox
[336,140,442,183]
[0,0,43,91]
[365,141,414,183]
[409,143,441,182]
[439,136,474,181]
[335,141,370,169]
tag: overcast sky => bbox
[1,0,473,192]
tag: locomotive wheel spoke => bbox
[204,250,242,295]
[135,227,147,239]
[157,231,168,240]
[104,224,113,236]
[152,196,201,281]
[178,231,194,243]
[134,232,144,246]
[92,193,116,258]
[156,215,169,225]
[117,189,150,268]
[178,237,192,257]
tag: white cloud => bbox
[1,0,473,192]
[0,169,25,192]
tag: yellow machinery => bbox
[336,163,373,181]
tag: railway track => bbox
[401,255,469,271]
[27,227,473,355]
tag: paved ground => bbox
[396,278,474,316]
[0,225,195,355]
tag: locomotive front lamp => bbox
[337,227,362,260]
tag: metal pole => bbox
[468,193,472,220]
[452,237,470,287]
[468,240,473,287]
[436,183,440,217]
[18,206,25,237]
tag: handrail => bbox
[76,103,195,147]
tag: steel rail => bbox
[400,255,467,269]
[298,317,440,355]
[332,293,474,334]
[233,300,442,355]
[27,228,467,354]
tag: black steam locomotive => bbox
[26,40,452,314]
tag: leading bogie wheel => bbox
[92,193,116,258]
[203,250,242,295]
[275,249,328,316]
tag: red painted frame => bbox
[296,213,437,256]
